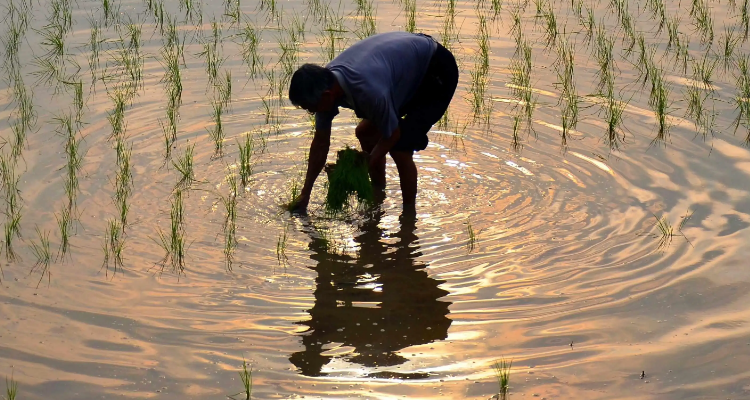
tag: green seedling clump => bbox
[324,147,373,212]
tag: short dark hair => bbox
[288,64,336,108]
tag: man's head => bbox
[288,64,337,114]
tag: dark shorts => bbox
[392,41,459,153]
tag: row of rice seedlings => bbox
[732,54,750,144]
[173,144,197,190]
[239,22,264,78]
[156,189,186,274]
[102,218,125,275]
[477,13,490,73]
[0,154,22,262]
[469,12,493,123]
[354,0,377,39]
[237,133,254,187]
[30,226,52,287]
[221,174,238,269]
[160,25,184,155]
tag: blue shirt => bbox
[315,32,438,138]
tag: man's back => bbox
[321,32,438,138]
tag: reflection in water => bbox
[290,211,452,377]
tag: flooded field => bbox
[2,0,750,398]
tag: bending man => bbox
[288,31,458,213]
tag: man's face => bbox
[301,90,334,114]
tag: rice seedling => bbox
[276,225,288,265]
[102,0,120,26]
[509,5,523,42]
[114,138,133,228]
[593,26,615,92]
[491,0,503,19]
[259,0,279,21]
[492,358,512,400]
[354,0,378,39]
[673,36,691,74]
[108,88,128,140]
[221,174,238,269]
[30,226,52,287]
[319,8,347,64]
[156,189,186,274]
[228,357,253,400]
[693,51,718,88]
[63,79,84,119]
[198,21,224,85]
[173,144,196,190]
[466,218,477,252]
[237,134,254,187]
[581,6,595,45]
[555,37,578,146]
[542,5,558,48]
[224,0,241,27]
[469,65,490,122]
[5,373,18,400]
[643,212,692,250]
[9,121,26,161]
[691,0,714,46]
[101,218,125,275]
[404,0,417,33]
[602,84,627,151]
[37,23,66,63]
[217,70,232,108]
[56,205,73,258]
[646,0,667,33]
[239,23,263,78]
[209,100,225,156]
[2,18,25,69]
[619,13,636,52]
[3,211,21,263]
[732,54,750,143]
[280,175,302,212]
[717,26,740,72]
[742,0,750,40]
[509,36,537,127]
[648,66,672,147]
[666,16,680,50]
[510,114,523,151]
[477,13,490,72]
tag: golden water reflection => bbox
[290,211,452,378]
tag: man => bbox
[288,31,458,213]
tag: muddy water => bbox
[1,0,750,398]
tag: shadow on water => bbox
[290,209,452,378]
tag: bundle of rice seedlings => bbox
[325,147,373,212]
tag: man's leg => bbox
[355,119,386,188]
[389,150,417,209]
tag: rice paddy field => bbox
[2,0,750,398]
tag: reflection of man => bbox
[288,31,459,213]
[290,212,452,377]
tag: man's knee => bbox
[355,119,378,141]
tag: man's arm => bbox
[293,127,331,212]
